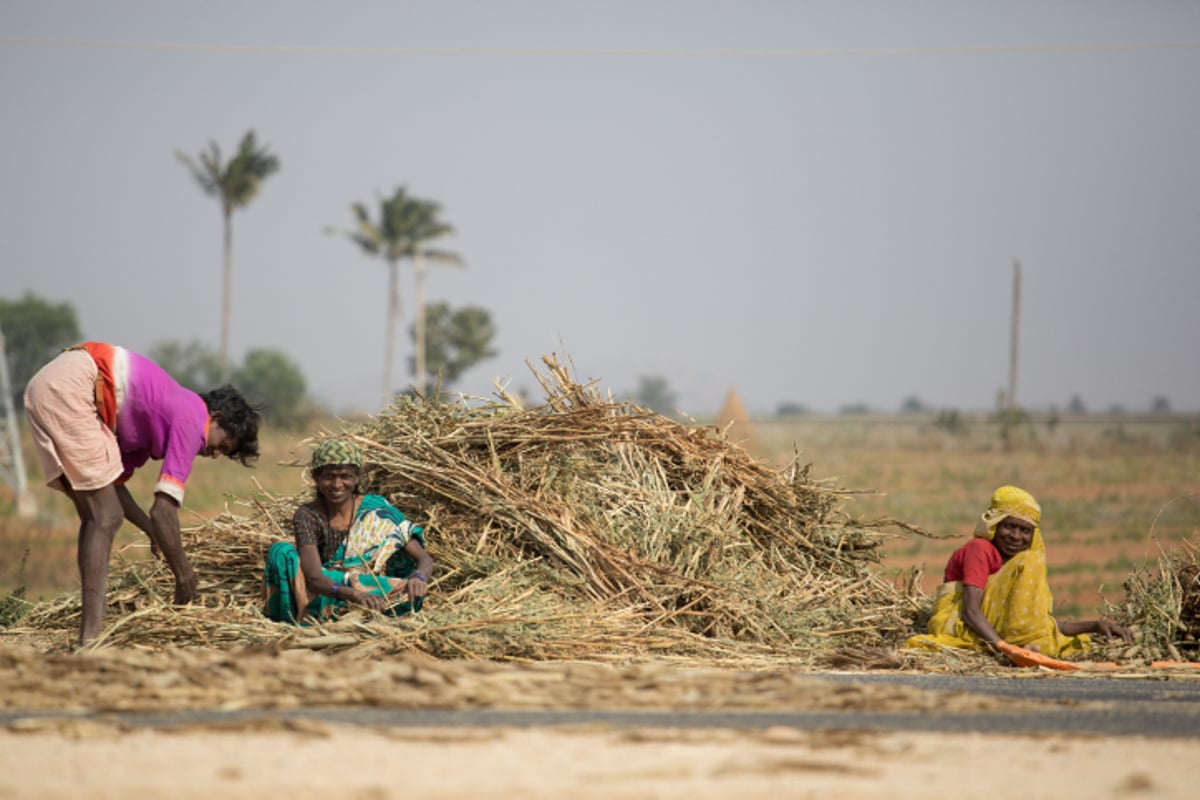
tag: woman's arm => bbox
[402,538,435,600]
[961,584,1005,650]
[1058,618,1134,642]
[297,543,387,611]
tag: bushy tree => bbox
[409,302,497,390]
[933,408,966,435]
[0,293,82,409]
[633,375,677,415]
[231,348,310,429]
[775,402,808,417]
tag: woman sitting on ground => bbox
[906,485,1132,659]
[263,439,434,623]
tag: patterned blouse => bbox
[292,501,351,564]
[292,493,424,568]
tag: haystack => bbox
[714,388,761,457]
[10,356,922,665]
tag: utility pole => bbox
[1008,259,1022,411]
[0,323,36,518]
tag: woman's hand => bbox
[405,572,429,601]
[346,587,388,611]
[1092,619,1134,643]
[1059,617,1134,642]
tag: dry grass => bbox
[2,362,1198,672]
[3,357,926,666]
[1101,540,1200,662]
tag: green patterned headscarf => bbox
[311,439,364,471]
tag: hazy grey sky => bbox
[3,1,1198,416]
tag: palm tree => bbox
[176,130,280,379]
[328,187,463,400]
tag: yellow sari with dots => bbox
[905,486,1090,658]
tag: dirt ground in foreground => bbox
[3,643,1198,798]
[1,723,1195,800]
[3,645,1198,800]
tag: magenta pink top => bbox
[82,342,209,504]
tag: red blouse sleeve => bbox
[958,537,1002,588]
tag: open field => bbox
[750,412,1200,619]
[2,410,1199,800]
[3,411,1199,621]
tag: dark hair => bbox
[201,384,263,466]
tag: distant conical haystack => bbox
[715,388,761,456]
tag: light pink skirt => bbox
[23,349,122,492]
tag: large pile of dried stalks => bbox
[1102,540,1200,663]
[11,357,926,664]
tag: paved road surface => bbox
[6,672,1200,738]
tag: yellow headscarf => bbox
[974,485,1044,553]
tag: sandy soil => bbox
[1,722,1196,799]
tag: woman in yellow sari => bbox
[906,485,1132,659]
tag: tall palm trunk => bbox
[220,206,233,382]
[383,258,401,400]
[414,250,427,397]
